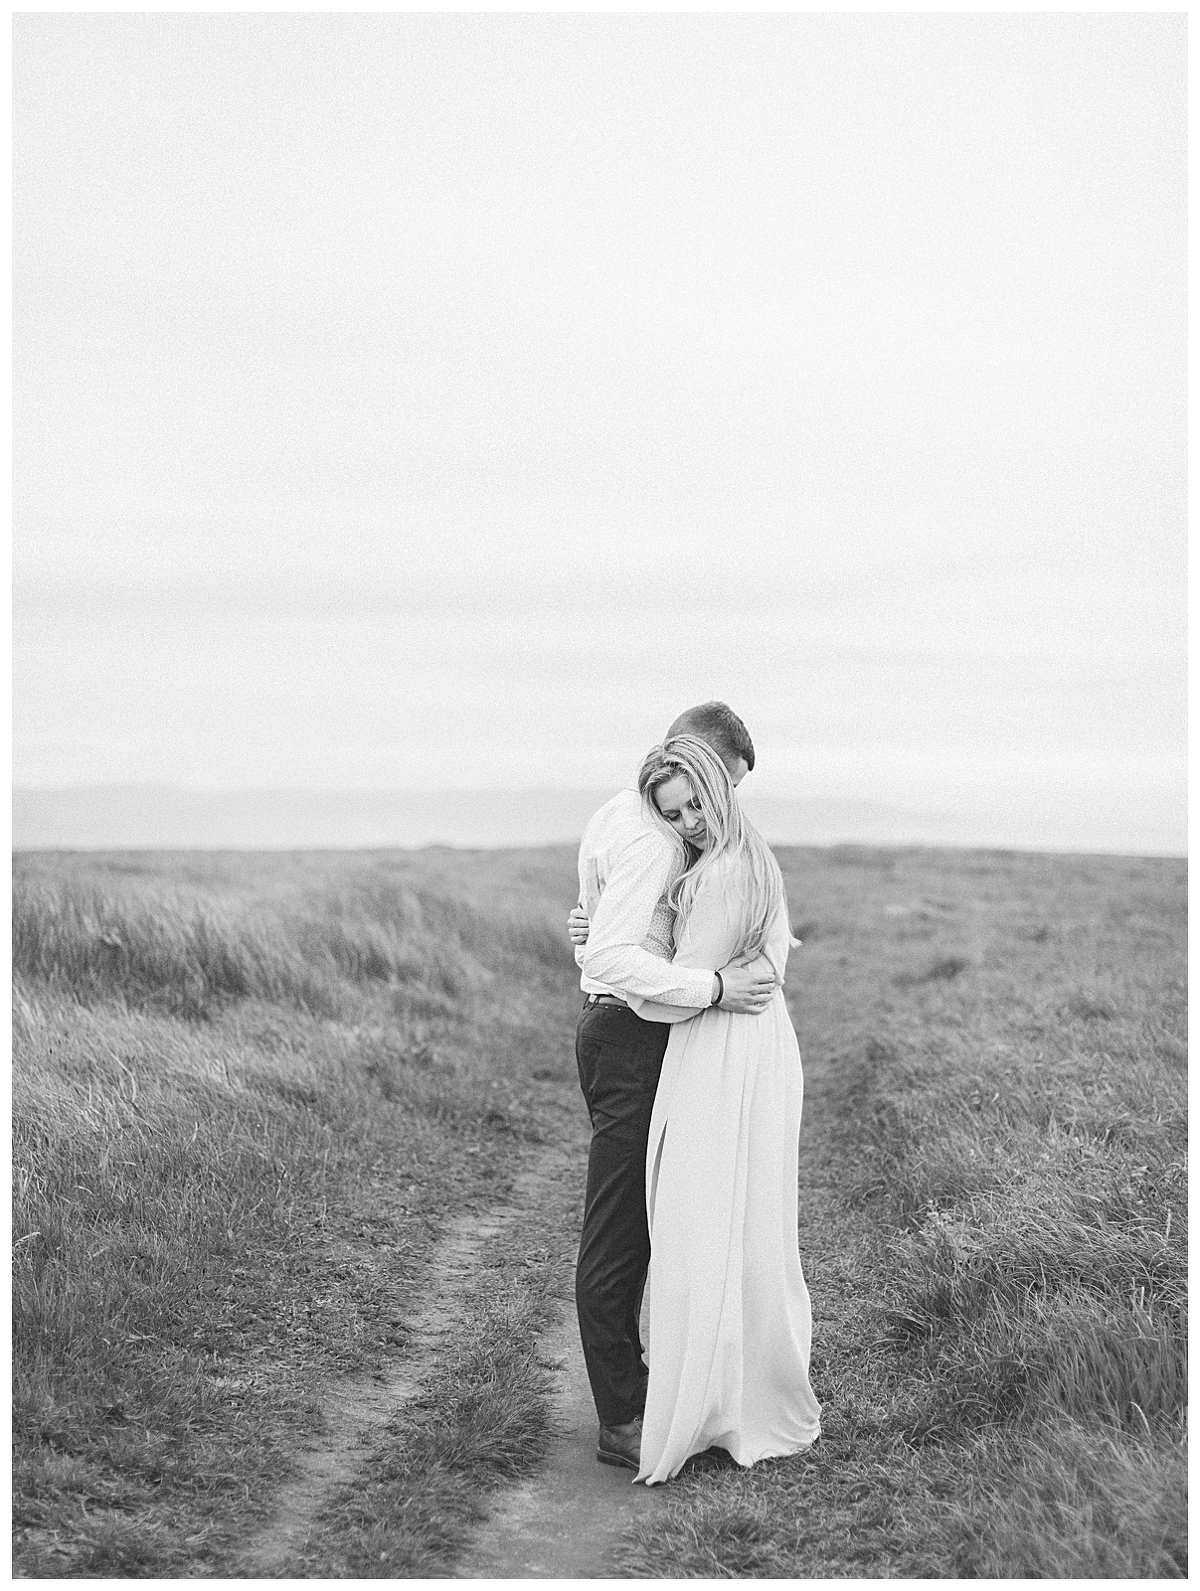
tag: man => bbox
[571,702,777,1473]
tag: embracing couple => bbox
[568,701,821,1486]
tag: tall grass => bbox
[12,860,568,1023]
[12,849,580,1576]
[803,847,1188,1576]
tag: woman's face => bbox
[653,772,708,848]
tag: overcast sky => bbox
[12,13,1186,846]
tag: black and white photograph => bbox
[12,8,1186,1579]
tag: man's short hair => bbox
[664,701,755,773]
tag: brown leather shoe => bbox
[597,1418,641,1471]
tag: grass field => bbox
[12,842,1187,1577]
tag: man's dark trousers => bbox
[575,998,672,1429]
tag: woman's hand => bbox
[567,906,591,946]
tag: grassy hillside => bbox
[12,844,1187,1577]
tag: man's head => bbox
[664,701,754,786]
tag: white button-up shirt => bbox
[576,788,717,1012]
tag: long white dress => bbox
[633,855,822,1485]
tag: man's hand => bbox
[716,961,778,1014]
[567,906,590,946]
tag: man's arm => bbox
[580,830,718,1007]
[624,949,779,1023]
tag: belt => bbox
[585,993,629,1008]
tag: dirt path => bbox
[220,1026,685,1587]
[233,1145,583,1578]
[232,1119,663,1579]
[233,1203,513,1575]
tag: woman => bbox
[572,735,822,1484]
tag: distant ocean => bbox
[11,785,1186,857]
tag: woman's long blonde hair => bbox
[637,735,791,962]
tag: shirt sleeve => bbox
[580,828,717,1007]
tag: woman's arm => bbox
[761,900,794,986]
[569,879,777,1021]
